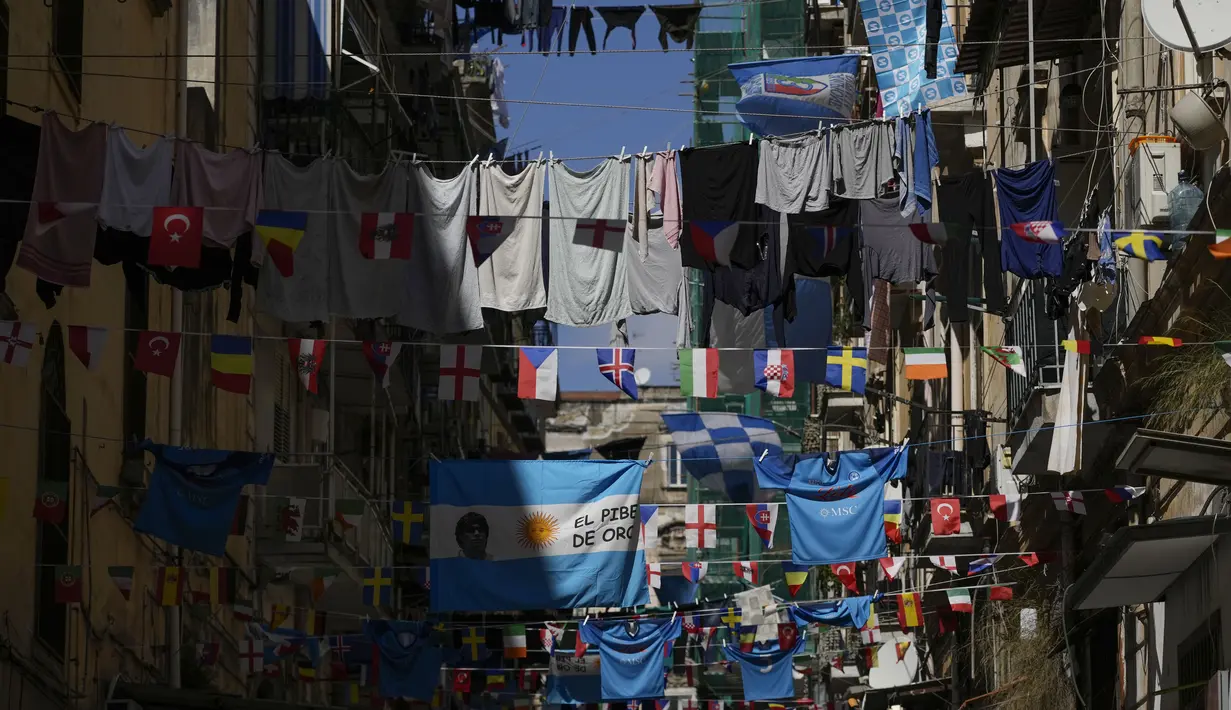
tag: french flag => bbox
[517,347,558,400]
[685,220,739,268]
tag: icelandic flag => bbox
[466,216,517,265]
[597,348,638,399]
[134,440,274,556]
[745,503,779,548]
[754,349,795,398]
[362,341,402,388]
[428,459,649,612]
[683,220,740,268]
[661,412,783,503]
[517,347,558,401]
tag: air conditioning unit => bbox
[1126,139,1181,226]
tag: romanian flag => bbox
[297,664,317,682]
[1114,231,1167,261]
[1138,336,1181,347]
[156,566,184,606]
[209,566,236,605]
[255,210,308,277]
[210,335,254,394]
[883,497,903,543]
[896,592,923,628]
[1061,339,1101,355]
[781,561,809,597]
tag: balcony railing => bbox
[1005,279,1065,424]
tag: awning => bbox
[956,0,1095,84]
[1116,428,1231,486]
[1069,516,1231,610]
[114,682,337,710]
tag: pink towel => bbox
[16,113,107,287]
[171,141,262,251]
[649,150,682,248]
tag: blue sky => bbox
[478,6,696,391]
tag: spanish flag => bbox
[156,566,184,606]
[896,640,911,661]
[896,592,923,627]
[208,566,236,605]
[255,210,308,277]
[1138,336,1182,347]
[210,335,254,394]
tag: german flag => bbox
[209,567,236,605]
[1138,336,1182,347]
[156,566,184,606]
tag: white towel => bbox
[257,153,331,322]
[98,126,173,236]
[477,162,546,312]
[171,141,262,251]
[327,161,411,318]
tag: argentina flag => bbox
[430,459,649,612]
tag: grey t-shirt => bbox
[860,197,937,287]
[831,120,896,199]
[755,133,831,214]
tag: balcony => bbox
[255,459,394,615]
[1003,278,1065,476]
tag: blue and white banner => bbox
[661,412,783,503]
[755,446,907,565]
[860,0,968,117]
[729,55,861,137]
[429,459,649,611]
[545,651,603,704]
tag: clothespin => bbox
[667,142,671,151]
[582,614,590,626]
[549,151,555,163]
[817,119,824,136]
[619,146,626,161]
[759,449,768,462]
[641,145,649,157]
[748,133,754,145]
[537,151,544,163]
[671,611,677,623]
[467,155,479,169]
[901,437,910,447]
[645,454,654,467]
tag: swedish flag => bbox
[1114,231,1167,261]
[825,347,868,394]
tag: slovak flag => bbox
[597,348,638,399]
[358,212,414,260]
[732,561,759,584]
[362,341,402,387]
[745,503,779,548]
[683,220,740,268]
[1010,220,1066,244]
[288,338,327,393]
[517,347,558,401]
[682,562,708,583]
[754,349,795,398]
[466,216,516,265]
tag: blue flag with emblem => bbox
[134,440,274,556]
[728,55,861,137]
[429,459,649,611]
[756,446,907,565]
[825,346,868,394]
[660,412,782,503]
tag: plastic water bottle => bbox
[1169,171,1204,230]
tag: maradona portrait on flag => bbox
[430,459,650,611]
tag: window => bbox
[52,0,83,101]
[34,323,70,658]
[664,445,687,488]
[1177,611,1222,709]
[186,0,219,107]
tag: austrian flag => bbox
[754,348,795,398]
[358,212,413,260]
[732,561,759,584]
[287,338,326,393]
[439,345,482,401]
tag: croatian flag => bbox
[597,348,638,399]
[517,347,558,401]
[754,349,795,398]
[1011,221,1066,244]
[745,503,779,548]
[429,459,649,611]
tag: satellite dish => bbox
[1142,0,1231,52]
[634,367,652,385]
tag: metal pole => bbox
[1027,0,1037,163]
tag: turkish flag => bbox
[452,670,470,692]
[990,586,1014,600]
[133,331,182,377]
[930,497,962,535]
[777,622,798,649]
[149,206,205,268]
[830,563,859,593]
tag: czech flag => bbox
[210,335,253,394]
[517,347,558,401]
[745,503,779,548]
[683,220,739,268]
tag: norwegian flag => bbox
[732,561,759,584]
[67,325,108,371]
[879,556,905,581]
[647,563,662,589]
[1051,491,1087,514]
[288,338,326,393]
[0,321,37,367]
[682,561,708,583]
[597,348,638,399]
[574,218,626,250]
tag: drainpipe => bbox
[168,0,189,690]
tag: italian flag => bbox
[679,348,719,398]
[504,624,527,658]
[1210,229,1231,259]
[903,347,947,380]
[946,588,973,613]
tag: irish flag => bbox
[679,348,719,398]
[903,347,947,380]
